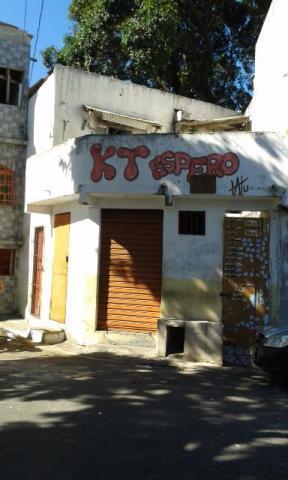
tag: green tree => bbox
[42,0,271,110]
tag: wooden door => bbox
[98,210,163,332]
[222,216,270,349]
[50,213,70,323]
[31,227,44,317]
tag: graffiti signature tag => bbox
[229,176,249,196]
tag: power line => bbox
[23,0,28,31]
[29,0,45,85]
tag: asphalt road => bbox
[0,343,288,480]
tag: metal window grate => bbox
[178,211,206,235]
[0,165,15,206]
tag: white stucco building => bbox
[250,0,288,137]
[20,3,288,365]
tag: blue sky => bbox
[0,0,71,84]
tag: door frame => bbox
[31,226,44,317]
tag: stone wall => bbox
[0,24,30,316]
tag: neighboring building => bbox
[250,0,288,137]
[0,22,31,316]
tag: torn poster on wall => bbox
[90,144,240,182]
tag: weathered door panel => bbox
[50,213,70,323]
[98,210,163,333]
[31,227,44,317]
[222,216,269,351]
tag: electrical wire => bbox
[29,0,45,85]
[23,0,28,31]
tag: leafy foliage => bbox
[42,0,271,110]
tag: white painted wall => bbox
[27,74,56,157]
[65,204,100,342]
[28,65,237,155]
[24,194,280,344]
[162,197,279,322]
[251,0,288,137]
[25,132,288,210]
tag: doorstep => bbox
[0,318,66,345]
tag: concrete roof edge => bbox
[52,64,239,116]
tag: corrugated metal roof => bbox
[83,105,162,128]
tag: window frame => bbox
[0,165,15,207]
[0,66,23,106]
[178,211,206,236]
[0,249,15,276]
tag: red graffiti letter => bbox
[174,152,191,175]
[90,144,116,182]
[117,145,150,181]
[149,151,175,180]
[189,156,207,177]
[221,152,239,176]
[206,153,224,177]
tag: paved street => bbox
[0,339,288,480]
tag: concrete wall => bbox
[23,195,280,345]
[0,23,30,315]
[23,202,100,343]
[161,197,279,323]
[28,65,237,156]
[27,75,56,158]
[23,132,288,343]
[0,24,31,140]
[251,0,288,137]
[25,132,288,208]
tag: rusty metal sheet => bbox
[98,210,163,333]
[222,216,269,348]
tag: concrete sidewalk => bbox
[0,318,161,363]
[0,318,213,371]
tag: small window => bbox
[0,67,23,106]
[0,165,15,206]
[178,211,206,235]
[0,249,15,275]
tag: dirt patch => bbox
[0,335,42,353]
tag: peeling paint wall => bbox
[25,132,288,208]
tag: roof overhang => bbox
[83,105,162,133]
[176,114,250,133]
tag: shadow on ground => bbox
[0,351,287,480]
